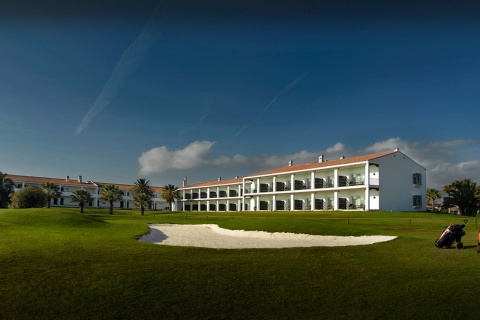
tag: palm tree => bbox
[0,172,15,208]
[133,193,153,215]
[132,178,155,198]
[442,179,480,216]
[131,178,155,214]
[71,189,92,214]
[161,184,180,211]
[41,182,61,208]
[426,188,441,212]
[100,184,123,215]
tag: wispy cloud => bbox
[232,72,308,139]
[74,7,159,136]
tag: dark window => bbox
[413,173,422,186]
[413,195,422,207]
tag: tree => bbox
[426,188,441,212]
[133,193,153,215]
[131,178,154,214]
[100,184,123,215]
[0,171,15,208]
[10,186,46,208]
[41,182,61,208]
[442,179,480,216]
[71,189,92,214]
[161,184,180,211]
[132,178,155,199]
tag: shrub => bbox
[10,186,47,208]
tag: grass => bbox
[1,207,479,319]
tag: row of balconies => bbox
[184,190,242,200]
[250,176,371,194]
[182,197,366,212]
[181,177,378,200]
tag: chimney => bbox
[78,175,82,183]
[235,176,239,179]
[218,177,221,181]
[340,156,345,159]
[318,155,324,163]
[182,177,187,187]
[288,160,293,166]
[66,175,70,182]
[394,148,399,152]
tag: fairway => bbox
[1,208,479,319]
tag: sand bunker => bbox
[139,224,396,249]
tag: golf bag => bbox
[435,219,467,249]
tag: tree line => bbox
[0,172,180,214]
[427,179,480,216]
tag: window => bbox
[413,173,422,186]
[413,195,422,208]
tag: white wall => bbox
[374,152,426,211]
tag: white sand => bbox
[139,224,397,249]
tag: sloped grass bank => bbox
[1,208,479,319]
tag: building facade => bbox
[6,174,168,210]
[179,149,426,212]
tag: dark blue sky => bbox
[1,1,480,189]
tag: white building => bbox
[179,149,426,212]
[6,174,168,210]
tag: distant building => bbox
[178,149,426,212]
[5,174,168,210]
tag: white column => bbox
[334,191,338,210]
[365,163,370,211]
[311,192,315,210]
[272,194,276,211]
[311,172,315,190]
[290,194,294,211]
[334,169,339,188]
[242,180,246,211]
[273,176,277,192]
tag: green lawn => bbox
[1,208,479,319]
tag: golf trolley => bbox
[435,219,468,249]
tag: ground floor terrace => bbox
[180,188,379,212]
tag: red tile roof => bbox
[245,150,398,178]
[180,150,399,188]
[6,174,97,187]
[181,177,243,189]
[6,174,163,192]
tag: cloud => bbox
[326,142,346,153]
[213,154,248,167]
[428,139,476,148]
[139,141,216,175]
[74,8,158,135]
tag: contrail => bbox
[232,72,308,139]
[74,6,160,136]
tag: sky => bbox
[1,0,480,191]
